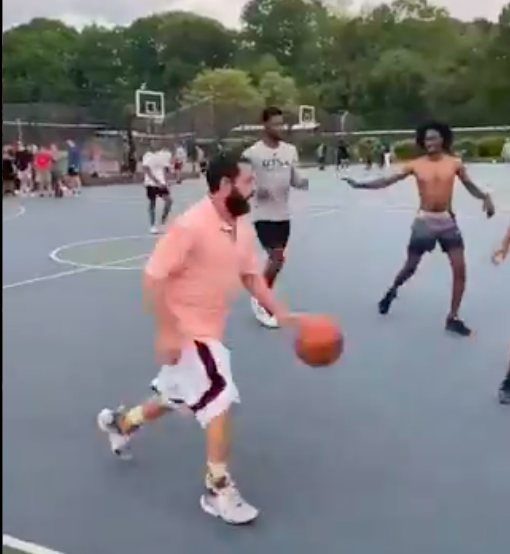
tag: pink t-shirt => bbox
[145,196,259,341]
[34,151,53,170]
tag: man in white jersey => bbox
[142,142,173,234]
[243,106,308,328]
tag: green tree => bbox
[2,3,509,130]
[182,68,262,108]
[259,71,300,111]
[72,25,127,105]
[3,18,79,103]
[241,0,323,70]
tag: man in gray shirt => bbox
[243,106,308,328]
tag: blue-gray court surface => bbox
[3,164,509,554]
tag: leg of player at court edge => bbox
[378,253,423,315]
[263,246,285,289]
[160,195,172,228]
[148,196,158,233]
[97,394,174,459]
[499,364,510,405]
[201,410,258,523]
[444,247,471,336]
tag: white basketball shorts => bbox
[153,339,240,427]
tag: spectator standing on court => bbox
[3,146,17,195]
[173,143,187,183]
[33,145,54,197]
[66,140,82,194]
[14,142,33,195]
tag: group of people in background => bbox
[316,140,392,171]
[317,137,510,171]
[2,140,82,197]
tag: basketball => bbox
[294,315,343,367]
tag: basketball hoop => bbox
[298,105,316,126]
[135,88,166,120]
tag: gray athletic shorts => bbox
[408,211,464,255]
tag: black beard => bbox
[226,190,251,217]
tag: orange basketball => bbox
[294,314,343,367]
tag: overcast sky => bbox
[3,0,507,30]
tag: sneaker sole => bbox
[199,496,259,525]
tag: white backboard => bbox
[299,105,316,126]
[135,89,166,119]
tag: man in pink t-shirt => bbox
[33,146,54,196]
[98,152,297,525]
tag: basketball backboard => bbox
[135,89,165,119]
[298,105,316,128]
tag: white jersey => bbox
[502,141,510,162]
[142,150,172,187]
[175,146,187,162]
[243,140,300,221]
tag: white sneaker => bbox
[97,407,132,459]
[251,297,279,328]
[200,482,259,525]
[150,225,159,235]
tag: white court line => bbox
[49,234,155,271]
[81,195,142,204]
[3,534,66,554]
[3,203,503,291]
[2,205,26,222]
[2,253,148,291]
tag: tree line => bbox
[3,0,510,129]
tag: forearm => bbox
[242,273,288,323]
[501,226,510,252]
[143,275,183,335]
[356,179,392,189]
[462,180,488,200]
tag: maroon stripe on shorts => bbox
[189,341,226,413]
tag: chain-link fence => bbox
[159,100,366,140]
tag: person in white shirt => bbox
[501,139,510,163]
[142,143,173,234]
[243,106,308,328]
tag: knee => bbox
[268,248,285,267]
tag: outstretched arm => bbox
[456,164,495,217]
[343,168,412,190]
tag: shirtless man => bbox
[344,121,495,336]
[492,225,510,404]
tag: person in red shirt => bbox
[33,146,54,196]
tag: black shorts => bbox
[67,166,79,177]
[254,220,291,251]
[146,186,169,201]
[408,213,464,255]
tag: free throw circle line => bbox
[3,253,147,291]
[49,234,155,271]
